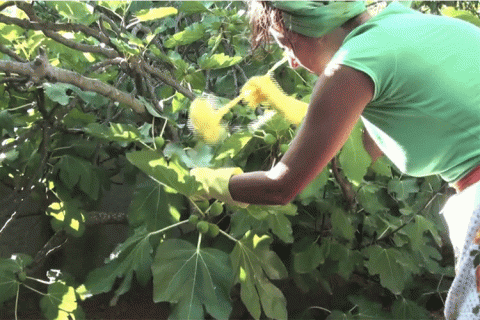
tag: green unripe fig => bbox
[207,224,220,238]
[18,271,27,282]
[209,202,223,216]
[196,221,209,234]
[188,215,199,225]
[154,136,165,148]
[196,200,210,212]
[280,143,289,153]
[264,133,276,145]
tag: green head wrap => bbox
[270,1,367,38]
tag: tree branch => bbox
[0,1,14,12]
[9,2,119,59]
[143,60,196,101]
[0,123,51,238]
[27,230,67,275]
[331,156,357,211]
[85,211,128,226]
[0,55,151,119]
[0,43,26,62]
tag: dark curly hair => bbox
[246,0,289,50]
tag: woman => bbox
[192,2,480,319]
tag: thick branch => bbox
[9,3,119,59]
[0,1,14,12]
[0,56,150,119]
[0,13,110,44]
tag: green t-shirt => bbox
[334,2,480,183]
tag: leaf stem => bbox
[21,283,47,296]
[147,220,189,238]
[15,284,19,320]
[219,229,238,243]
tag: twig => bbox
[142,61,196,101]
[27,230,67,275]
[0,43,26,62]
[88,57,127,73]
[84,211,128,226]
[0,55,150,119]
[331,156,356,210]
[0,123,50,237]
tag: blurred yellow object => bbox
[189,95,242,144]
[189,56,309,143]
[241,75,308,125]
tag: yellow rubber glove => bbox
[241,75,308,126]
[190,167,248,207]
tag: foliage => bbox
[0,1,474,319]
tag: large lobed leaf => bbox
[126,149,202,197]
[77,227,153,302]
[152,238,234,320]
[230,231,288,320]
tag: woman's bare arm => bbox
[229,65,374,205]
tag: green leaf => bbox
[402,215,441,250]
[339,122,371,185]
[179,1,209,15]
[230,211,269,238]
[347,295,390,319]
[135,7,177,22]
[164,22,206,48]
[364,246,409,295]
[46,201,85,237]
[297,167,329,205]
[56,155,100,200]
[110,37,140,55]
[392,297,430,319]
[387,178,419,201]
[40,281,84,320]
[198,53,243,70]
[46,1,98,25]
[231,231,288,320]
[356,184,389,214]
[152,238,234,320]
[441,6,480,27]
[85,122,141,143]
[371,156,393,177]
[126,150,202,197]
[0,254,32,305]
[78,227,153,300]
[164,142,214,168]
[44,83,105,106]
[214,131,253,162]
[128,179,181,231]
[329,242,363,280]
[292,238,324,274]
[331,206,356,241]
[62,108,97,128]
[242,204,298,243]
